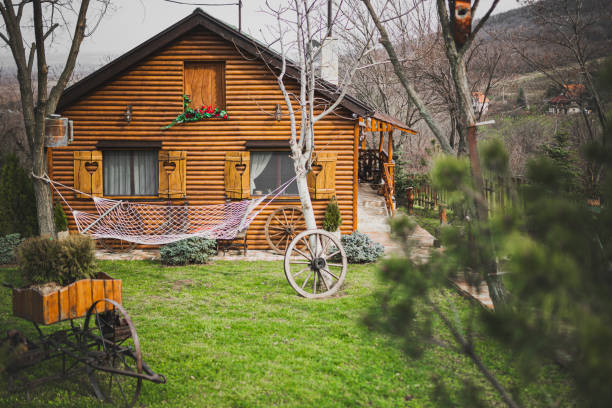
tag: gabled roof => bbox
[550,94,570,104]
[57,8,373,117]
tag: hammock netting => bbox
[73,196,267,245]
[41,174,296,246]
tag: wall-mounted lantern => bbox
[124,105,133,123]
[274,104,282,122]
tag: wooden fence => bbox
[407,176,527,214]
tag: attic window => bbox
[184,61,226,110]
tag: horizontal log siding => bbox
[54,28,357,249]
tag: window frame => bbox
[183,60,227,111]
[248,148,299,198]
[102,149,159,198]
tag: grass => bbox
[0,260,573,407]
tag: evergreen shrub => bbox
[54,202,68,232]
[322,198,342,232]
[0,233,23,264]
[16,235,96,286]
[338,231,384,263]
[161,237,217,266]
[0,154,38,237]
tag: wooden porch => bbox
[358,113,417,214]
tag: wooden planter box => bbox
[12,272,122,325]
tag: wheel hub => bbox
[311,257,327,271]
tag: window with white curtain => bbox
[103,150,158,196]
[250,151,297,196]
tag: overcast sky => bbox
[0,0,522,69]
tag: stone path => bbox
[357,183,400,254]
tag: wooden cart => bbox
[2,273,165,407]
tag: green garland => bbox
[162,95,228,129]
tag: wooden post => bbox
[353,121,359,232]
[387,130,393,163]
[407,187,414,215]
[439,205,447,225]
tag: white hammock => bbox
[38,174,296,245]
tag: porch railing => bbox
[359,149,395,215]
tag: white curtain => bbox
[250,152,272,192]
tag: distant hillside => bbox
[477,0,612,112]
[484,0,612,64]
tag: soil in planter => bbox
[29,282,62,295]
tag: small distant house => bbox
[50,9,413,249]
[548,84,588,115]
[472,92,489,116]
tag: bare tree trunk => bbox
[361,0,453,154]
[0,0,94,237]
[32,146,54,236]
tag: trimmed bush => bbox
[16,235,96,286]
[0,233,23,265]
[54,202,68,232]
[322,198,342,232]
[339,231,384,263]
[161,237,217,266]
[0,154,38,237]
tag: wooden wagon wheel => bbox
[284,229,347,299]
[265,206,307,254]
[82,299,142,407]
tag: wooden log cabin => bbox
[50,9,414,250]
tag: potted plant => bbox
[54,201,69,240]
[322,197,342,239]
[8,235,121,325]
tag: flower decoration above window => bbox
[162,95,228,129]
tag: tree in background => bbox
[516,87,527,109]
[0,154,38,237]
[0,0,111,237]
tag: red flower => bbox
[223,114,228,119]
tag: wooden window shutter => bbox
[184,61,225,109]
[158,150,187,198]
[307,152,337,199]
[73,151,103,198]
[224,151,250,199]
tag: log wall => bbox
[53,27,358,250]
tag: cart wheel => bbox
[82,299,142,407]
[284,229,347,298]
[265,206,307,254]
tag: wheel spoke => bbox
[268,225,286,231]
[282,209,288,225]
[293,267,309,278]
[322,267,340,281]
[321,236,332,255]
[273,215,286,227]
[301,271,313,289]
[276,234,288,250]
[313,272,317,294]
[292,247,311,261]
[327,263,344,268]
[325,250,340,260]
[289,208,296,224]
[290,261,311,265]
[302,236,315,258]
[318,271,331,291]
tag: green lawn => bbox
[0,260,573,407]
